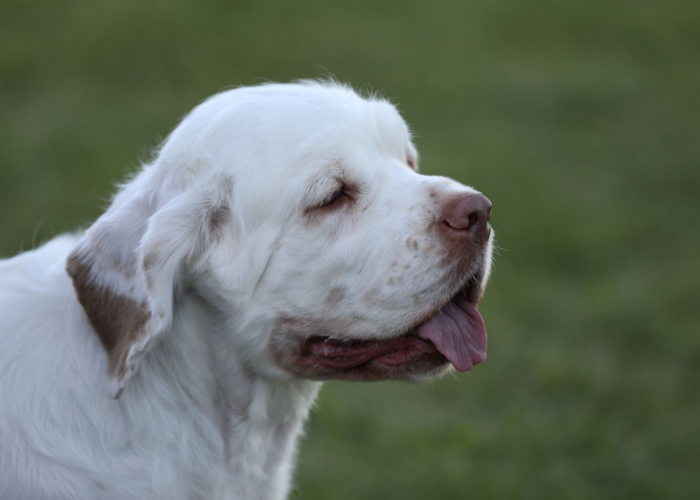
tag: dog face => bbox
[67,82,494,395]
[193,83,495,382]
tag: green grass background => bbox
[1,0,698,498]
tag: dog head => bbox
[67,81,494,396]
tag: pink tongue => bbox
[416,295,487,371]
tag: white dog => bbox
[0,81,493,500]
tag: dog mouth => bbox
[302,275,487,374]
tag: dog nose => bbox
[441,192,492,240]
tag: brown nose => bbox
[441,192,492,240]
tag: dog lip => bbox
[302,332,437,369]
[305,335,362,348]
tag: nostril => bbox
[467,212,480,232]
[443,210,482,232]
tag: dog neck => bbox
[138,291,322,499]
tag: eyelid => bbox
[319,185,344,207]
[304,180,358,218]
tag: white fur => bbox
[0,81,492,499]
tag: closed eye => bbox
[305,181,359,219]
[315,185,354,211]
[319,187,344,207]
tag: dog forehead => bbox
[246,86,408,151]
[221,87,408,166]
[157,82,415,181]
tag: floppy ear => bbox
[66,178,231,398]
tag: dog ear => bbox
[67,177,231,398]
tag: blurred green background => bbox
[1,0,698,498]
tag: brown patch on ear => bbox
[67,253,151,380]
